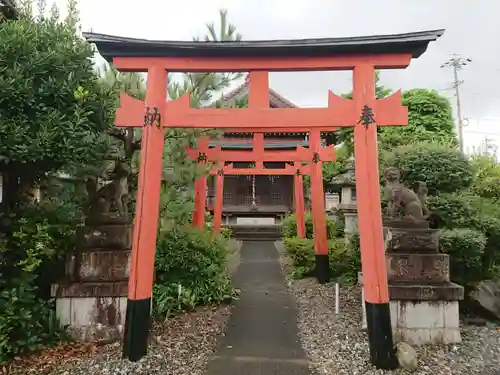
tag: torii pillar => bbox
[294,169,306,238]
[116,65,167,362]
[308,130,329,283]
[213,167,224,232]
[192,137,209,229]
[352,64,397,369]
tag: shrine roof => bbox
[211,75,300,136]
[211,75,298,108]
[83,29,444,62]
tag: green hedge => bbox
[0,201,76,363]
[282,212,343,239]
[381,142,473,195]
[283,236,359,283]
[439,228,487,290]
[427,193,500,285]
[426,193,476,228]
[153,226,235,317]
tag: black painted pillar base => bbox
[365,301,398,370]
[122,298,151,362]
[315,254,330,284]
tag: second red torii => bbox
[187,131,336,241]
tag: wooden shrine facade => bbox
[206,138,311,218]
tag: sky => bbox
[54,0,500,155]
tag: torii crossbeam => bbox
[84,29,444,369]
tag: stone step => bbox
[232,232,283,240]
[225,225,283,241]
[225,225,282,233]
[235,236,282,241]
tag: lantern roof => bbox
[331,158,356,186]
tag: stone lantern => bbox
[330,157,358,234]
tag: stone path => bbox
[204,240,311,375]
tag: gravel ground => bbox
[276,244,500,375]
[9,305,232,375]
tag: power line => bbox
[441,54,472,154]
[467,136,498,158]
[464,129,500,136]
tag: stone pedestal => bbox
[385,219,464,345]
[51,216,132,342]
[330,158,357,235]
[339,203,358,234]
[358,271,368,330]
[325,193,339,212]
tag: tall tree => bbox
[0,0,18,21]
[169,9,243,107]
[322,81,457,187]
[377,89,457,150]
[0,0,114,211]
[94,9,245,226]
[331,71,392,152]
[321,72,390,186]
[0,0,115,360]
[160,9,244,226]
[469,155,500,201]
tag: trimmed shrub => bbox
[472,216,500,279]
[426,193,476,228]
[283,236,359,282]
[153,226,234,317]
[439,228,487,289]
[381,142,473,195]
[220,227,233,239]
[282,212,343,239]
[0,201,75,362]
[283,237,315,278]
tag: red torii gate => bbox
[188,131,336,241]
[84,29,443,369]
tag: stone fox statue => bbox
[383,166,429,221]
[85,160,130,217]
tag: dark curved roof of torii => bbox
[83,29,444,62]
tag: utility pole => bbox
[483,136,497,158]
[441,54,472,153]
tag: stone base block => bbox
[358,272,462,344]
[77,224,132,250]
[386,253,450,284]
[52,281,128,298]
[390,300,461,345]
[361,283,367,330]
[66,250,131,282]
[384,227,439,253]
[56,296,127,342]
[343,212,358,234]
[389,282,464,301]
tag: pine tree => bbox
[0,0,18,21]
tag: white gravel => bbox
[38,305,232,375]
[276,244,500,375]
